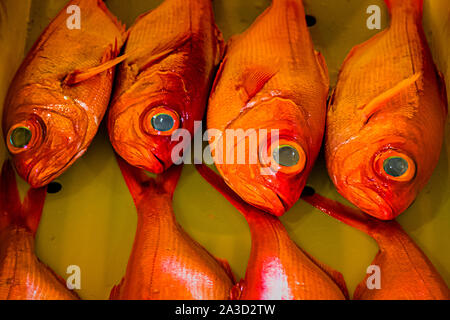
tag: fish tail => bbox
[384,0,423,18]
[0,160,47,235]
[195,164,258,221]
[116,155,183,203]
[301,191,373,236]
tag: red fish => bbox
[196,164,348,300]
[326,0,448,220]
[206,0,329,217]
[0,160,79,300]
[302,191,450,300]
[110,159,235,300]
[3,0,127,188]
[108,0,224,174]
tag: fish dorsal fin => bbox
[240,65,278,102]
[64,43,130,85]
[300,248,350,300]
[359,72,422,123]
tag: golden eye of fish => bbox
[9,126,32,149]
[143,107,180,136]
[375,150,416,182]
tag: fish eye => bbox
[273,145,300,167]
[9,127,32,149]
[151,113,176,132]
[143,107,180,136]
[262,139,306,175]
[374,150,416,182]
[383,157,409,177]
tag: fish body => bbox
[0,161,79,300]
[110,159,234,300]
[326,0,448,220]
[2,0,126,188]
[196,165,348,300]
[207,0,329,216]
[108,0,224,174]
[302,192,450,300]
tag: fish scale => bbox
[3,0,127,188]
[208,0,329,216]
[326,0,447,220]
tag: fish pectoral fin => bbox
[300,248,350,300]
[240,65,279,102]
[136,33,191,74]
[214,256,237,284]
[359,72,422,123]
[64,46,130,86]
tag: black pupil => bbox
[47,182,62,194]
[384,157,409,177]
[10,127,32,148]
[151,114,175,132]
[273,146,300,167]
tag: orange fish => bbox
[0,160,79,300]
[196,164,348,300]
[2,0,127,188]
[108,0,224,174]
[302,190,450,300]
[207,0,329,216]
[110,158,235,300]
[326,0,448,220]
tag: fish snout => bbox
[345,185,396,220]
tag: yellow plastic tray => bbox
[0,0,448,300]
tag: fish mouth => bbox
[225,175,292,217]
[117,142,167,174]
[346,185,396,220]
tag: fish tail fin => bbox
[195,164,257,220]
[0,160,46,235]
[384,0,423,18]
[301,190,373,236]
[116,155,183,203]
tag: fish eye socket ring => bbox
[374,150,416,182]
[261,139,306,175]
[143,106,180,136]
[6,122,40,154]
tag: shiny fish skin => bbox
[326,0,448,220]
[2,0,126,188]
[196,164,348,301]
[110,159,235,300]
[108,0,224,174]
[207,0,329,217]
[302,192,450,300]
[0,161,79,300]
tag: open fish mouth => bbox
[346,185,395,220]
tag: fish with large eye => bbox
[207,0,329,216]
[108,0,224,174]
[325,0,447,220]
[2,0,127,188]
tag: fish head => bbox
[213,97,320,217]
[109,72,196,174]
[328,129,429,220]
[4,100,89,188]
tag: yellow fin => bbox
[359,72,422,123]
